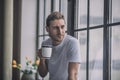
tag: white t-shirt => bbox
[42,34,81,80]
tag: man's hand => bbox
[37,48,42,58]
[37,48,48,78]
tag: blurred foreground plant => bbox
[12,57,40,74]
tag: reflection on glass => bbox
[112,0,120,23]
[111,26,120,80]
[89,28,103,80]
[90,0,103,27]
[78,0,87,29]
[76,31,87,80]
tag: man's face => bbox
[46,19,66,45]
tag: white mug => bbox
[41,45,52,59]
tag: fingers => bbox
[37,49,47,60]
[37,48,42,58]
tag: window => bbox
[74,0,120,80]
[36,0,120,80]
[111,26,120,80]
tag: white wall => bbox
[21,0,37,77]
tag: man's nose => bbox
[58,28,62,34]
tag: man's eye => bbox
[52,25,65,30]
[61,25,65,29]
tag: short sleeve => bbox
[67,38,81,63]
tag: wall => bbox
[21,0,37,78]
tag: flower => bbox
[12,57,40,74]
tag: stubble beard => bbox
[50,34,65,45]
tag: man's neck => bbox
[52,41,61,46]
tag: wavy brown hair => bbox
[46,11,65,27]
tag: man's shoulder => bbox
[43,38,51,42]
[65,35,78,42]
[64,35,79,46]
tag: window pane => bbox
[38,37,43,49]
[112,0,120,23]
[45,36,49,40]
[76,31,87,80]
[44,0,51,34]
[89,0,104,27]
[39,0,44,35]
[78,0,87,29]
[38,36,49,49]
[39,0,51,35]
[89,28,103,80]
[111,26,120,80]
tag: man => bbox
[38,11,81,80]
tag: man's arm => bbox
[37,49,48,78]
[68,62,80,80]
